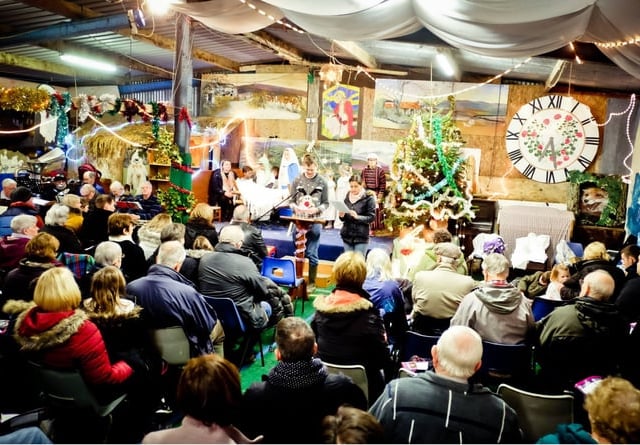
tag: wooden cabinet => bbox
[572,225,626,251]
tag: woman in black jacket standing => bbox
[338,174,376,258]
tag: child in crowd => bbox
[543,264,571,300]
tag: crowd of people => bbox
[2,156,640,443]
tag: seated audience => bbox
[137,213,172,259]
[0,177,16,204]
[6,267,133,387]
[40,204,83,254]
[229,204,268,269]
[79,184,97,213]
[323,406,384,444]
[516,270,551,299]
[126,240,223,357]
[369,325,521,443]
[0,187,44,236]
[620,244,640,281]
[146,223,199,281]
[311,251,392,401]
[451,253,534,344]
[109,180,126,203]
[538,377,640,444]
[411,242,478,336]
[142,354,260,444]
[79,194,116,248]
[185,235,214,270]
[2,233,61,304]
[131,181,162,220]
[60,194,84,234]
[82,170,105,194]
[541,263,571,300]
[0,214,39,272]
[561,241,625,301]
[536,270,627,391]
[199,225,292,331]
[184,203,219,249]
[405,227,467,281]
[240,317,367,443]
[108,213,147,281]
[363,248,408,346]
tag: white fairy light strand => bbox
[238,0,304,33]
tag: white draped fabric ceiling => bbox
[169,0,640,79]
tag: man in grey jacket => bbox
[369,325,522,443]
[450,253,534,344]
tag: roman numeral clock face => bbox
[505,95,599,183]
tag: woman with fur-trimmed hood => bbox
[5,267,133,387]
[311,251,392,401]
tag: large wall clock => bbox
[505,95,600,183]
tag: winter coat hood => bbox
[575,297,623,335]
[474,282,523,314]
[313,289,373,332]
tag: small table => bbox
[281,215,326,278]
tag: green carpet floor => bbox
[239,286,331,391]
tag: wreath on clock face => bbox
[521,113,583,167]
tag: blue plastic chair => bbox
[203,296,265,367]
[400,331,440,362]
[478,340,532,387]
[531,297,567,321]
[261,256,308,314]
[567,242,584,258]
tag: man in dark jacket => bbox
[240,317,367,443]
[370,325,522,443]
[229,204,268,270]
[0,187,44,236]
[198,225,292,329]
[126,240,223,357]
[536,269,627,392]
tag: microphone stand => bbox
[253,189,301,224]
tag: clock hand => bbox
[544,137,557,168]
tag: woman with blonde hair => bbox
[311,251,392,401]
[185,202,219,249]
[137,212,172,259]
[561,241,626,301]
[6,267,133,386]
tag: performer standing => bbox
[361,153,386,231]
[290,154,329,291]
[338,173,376,257]
[208,159,238,222]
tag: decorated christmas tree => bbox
[384,96,475,231]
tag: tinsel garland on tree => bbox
[384,97,475,231]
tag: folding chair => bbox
[478,340,533,388]
[323,361,369,405]
[497,383,574,443]
[531,297,567,321]
[261,256,308,315]
[203,296,265,367]
[400,331,440,362]
[149,326,191,366]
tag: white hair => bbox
[94,241,122,267]
[2,178,16,188]
[481,253,510,276]
[45,203,70,226]
[435,326,483,379]
[157,240,186,267]
[110,181,124,193]
[10,214,37,233]
[219,224,244,245]
[80,184,95,197]
[365,248,393,281]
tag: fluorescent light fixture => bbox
[435,50,456,78]
[60,54,117,73]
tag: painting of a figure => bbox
[320,84,360,141]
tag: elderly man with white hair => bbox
[109,180,126,202]
[450,253,534,344]
[0,214,39,270]
[94,240,123,269]
[0,177,17,203]
[370,325,521,443]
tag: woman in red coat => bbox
[10,266,133,386]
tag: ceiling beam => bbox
[39,41,173,79]
[332,40,378,68]
[20,0,240,72]
[242,30,307,64]
[0,50,125,82]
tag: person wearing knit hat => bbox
[411,242,479,335]
[0,186,44,236]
